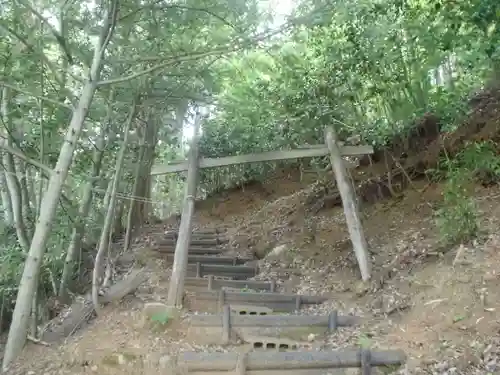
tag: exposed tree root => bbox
[306,85,500,213]
[27,335,49,346]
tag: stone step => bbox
[165,228,224,235]
[186,264,257,280]
[158,238,223,247]
[188,290,326,314]
[165,255,253,266]
[156,246,223,255]
[185,277,276,292]
[164,232,229,241]
[167,348,406,375]
[188,307,357,346]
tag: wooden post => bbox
[166,111,202,307]
[325,127,371,281]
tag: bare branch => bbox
[0,140,53,175]
[111,56,168,63]
[97,51,221,86]
[17,0,74,64]
[120,3,239,32]
[98,0,120,59]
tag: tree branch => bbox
[0,82,73,109]
[0,22,66,87]
[97,22,292,87]
[0,141,53,175]
[97,0,120,60]
[17,0,74,64]
[97,48,230,86]
[120,3,239,32]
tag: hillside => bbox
[3,86,500,375]
[196,178,500,373]
[5,178,500,375]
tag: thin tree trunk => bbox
[37,65,46,218]
[59,97,111,301]
[134,115,158,224]
[29,282,38,339]
[26,168,37,215]
[143,174,153,220]
[0,293,4,335]
[92,99,136,314]
[123,131,146,250]
[102,175,113,212]
[2,5,116,368]
[2,72,38,359]
[15,160,32,225]
[1,87,31,250]
[36,174,45,216]
[112,197,125,240]
[161,177,169,219]
[0,170,13,225]
[123,171,141,250]
[3,155,30,249]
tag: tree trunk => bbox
[14,159,33,227]
[112,198,125,240]
[123,141,145,251]
[92,100,136,314]
[143,175,153,220]
[26,168,38,216]
[35,172,45,217]
[59,120,108,301]
[0,170,13,225]
[29,282,39,339]
[0,293,4,335]
[0,87,31,250]
[1,5,116,368]
[123,113,158,248]
[102,175,113,212]
[4,155,30,249]
[134,115,158,225]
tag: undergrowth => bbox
[434,141,500,245]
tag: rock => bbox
[307,333,316,342]
[267,244,288,259]
[435,361,449,372]
[117,354,127,365]
[143,302,170,320]
[116,252,136,267]
[158,355,172,369]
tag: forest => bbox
[0,0,500,371]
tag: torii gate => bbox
[151,114,374,309]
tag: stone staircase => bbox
[157,227,406,375]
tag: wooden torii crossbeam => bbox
[153,124,373,309]
[151,144,372,174]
